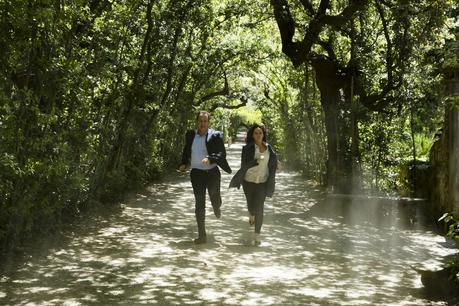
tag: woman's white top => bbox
[244,143,270,183]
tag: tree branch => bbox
[270,0,306,66]
[209,94,248,111]
[375,1,393,86]
[320,0,368,29]
[271,0,368,67]
[317,39,337,60]
[194,71,229,106]
[298,0,315,16]
[316,0,330,16]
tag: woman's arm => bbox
[241,144,258,170]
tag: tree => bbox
[270,0,451,192]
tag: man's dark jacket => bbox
[229,142,277,197]
[180,129,232,174]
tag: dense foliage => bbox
[0,0,267,254]
[0,0,457,255]
[269,0,455,192]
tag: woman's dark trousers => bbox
[190,167,221,238]
[242,180,267,234]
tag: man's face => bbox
[197,114,209,135]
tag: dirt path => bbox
[0,140,458,305]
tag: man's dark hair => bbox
[246,124,267,144]
[196,111,210,121]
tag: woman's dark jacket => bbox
[180,129,232,174]
[229,142,277,197]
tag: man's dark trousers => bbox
[190,167,221,238]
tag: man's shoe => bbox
[253,233,261,246]
[214,207,221,219]
[193,236,207,244]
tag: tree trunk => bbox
[311,58,351,192]
[349,75,362,191]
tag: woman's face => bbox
[252,127,264,143]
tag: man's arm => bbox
[207,131,226,163]
[266,147,278,197]
[179,130,193,169]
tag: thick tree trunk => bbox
[311,58,351,192]
[430,70,459,217]
[321,89,340,190]
[349,76,362,191]
[449,104,459,216]
[446,70,459,216]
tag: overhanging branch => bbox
[194,71,229,106]
[209,94,248,111]
[270,0,368,67]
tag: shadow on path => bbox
[0,140,458,305]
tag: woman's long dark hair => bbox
[246,124,267,144]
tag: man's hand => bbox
[201,158,210,165]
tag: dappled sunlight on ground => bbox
[0,141,458,305]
